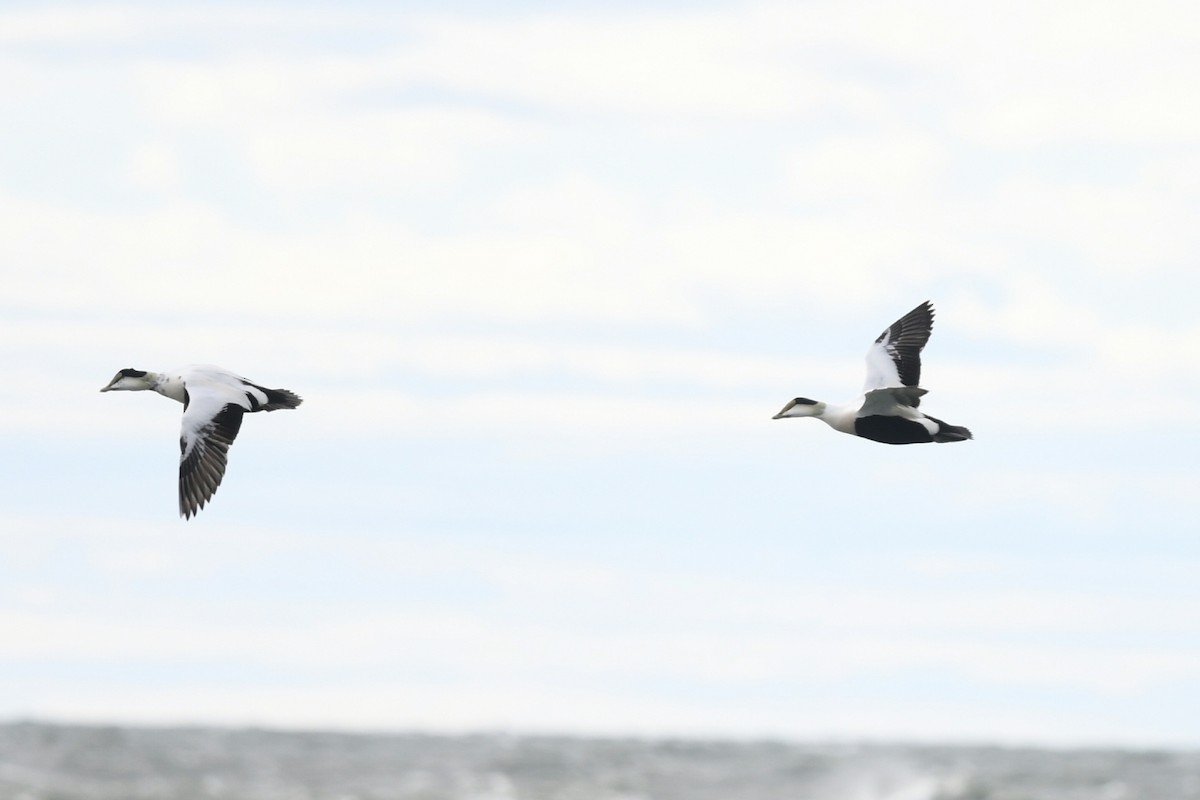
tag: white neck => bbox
[816,400,858,434]
[151,371,187,403]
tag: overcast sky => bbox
[3,0,1200,747]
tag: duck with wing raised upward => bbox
[101,365,302,518]
[773,301,972,444]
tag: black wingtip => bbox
[876,301,937,387]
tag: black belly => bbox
[854,415,933,445]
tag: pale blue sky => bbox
[2,0,1200,745]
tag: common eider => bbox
[101,365,302,518]
[772,302,972,444]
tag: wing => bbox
[858,386,928,417]
[863,301,935,397]
[178,386,246,519]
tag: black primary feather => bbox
[875,300,935,388]
[179,404,245,519]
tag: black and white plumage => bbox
[100,365,303,518]
[772,301,972,445]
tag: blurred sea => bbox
[2,721,1198,800]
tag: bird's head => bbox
[772,397,825,420]
[100,368,155,392]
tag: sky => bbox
[2,0,1200,748]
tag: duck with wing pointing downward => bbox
[101,365,303,518]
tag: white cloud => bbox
[7,515,1200,690]
[6,576,1199,697]
[7,510,1200,742]
[786,132,946,205]
[0,6,148,44]
[5,1,1198,339]
[393,8,868,119]
[128,142,184,193]
[980,179,1199,275]
[246,110,523,192]
[0,191,702,325]
[132,55,533,192]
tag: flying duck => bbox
[773,301,972,444]
[101,365,303,518]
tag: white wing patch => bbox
[863,336,904,392]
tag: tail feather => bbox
[931,417,972,443]
[256,385,303,411]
